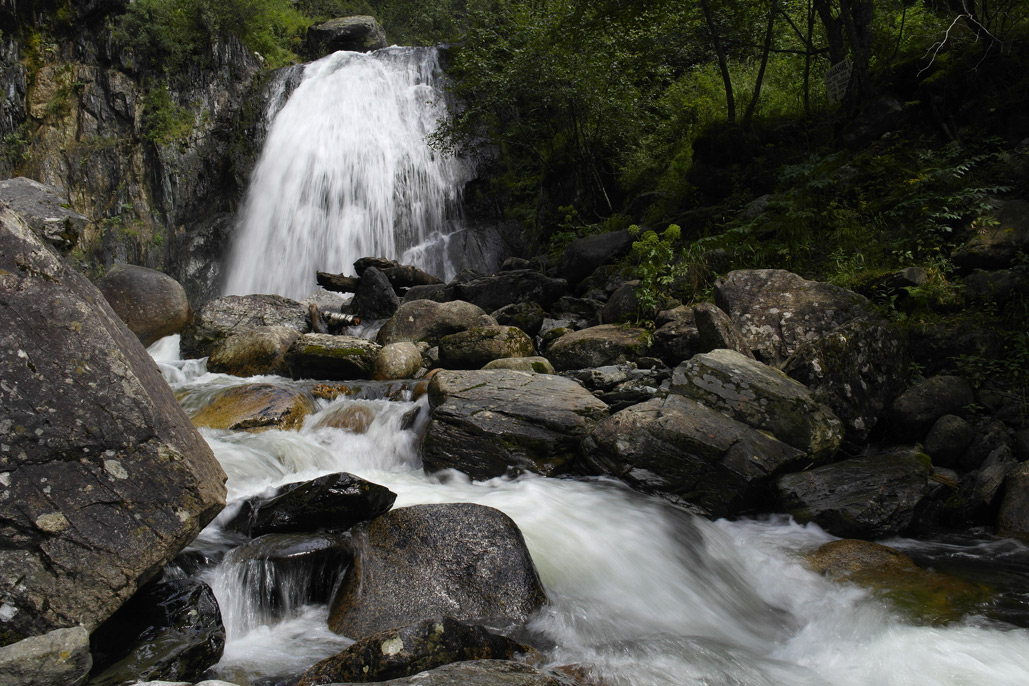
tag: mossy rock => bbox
[190,383,315,432]
[806,539,991,625]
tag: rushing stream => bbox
[148,336,1029,686]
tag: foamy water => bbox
[149,338,1029,686]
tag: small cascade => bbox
[222,47,473,300]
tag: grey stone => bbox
[327,504,546,639]
[207,325,300,377]
[0,627,91,686]
[713,269,874,366]
[438,325,536,369]
[583,395,807,517]
[0,207,226,644]
[285,334,381,381]
[924,414,976,468]
[180,294,310,359]
[545,324,652,372]
[891,375,975,441]
[777,448,933,538]
[307,659,564,686]
[374,342,424,380]
[377,299,491,347]
[98,263,192,347]
[423,369,608,479]
[671,349,842,461]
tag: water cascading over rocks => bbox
[222,47,473,300]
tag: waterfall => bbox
[222,47,473,300]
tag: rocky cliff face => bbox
[0,1,270,304]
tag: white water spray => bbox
[222,47,472,300]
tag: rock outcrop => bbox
[0,207,226,644]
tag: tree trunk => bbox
[743,0,780,129]
[700,0,736,125]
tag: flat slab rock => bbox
[422,369,609,479]
[0,206,226,644]
[328,503,547,640]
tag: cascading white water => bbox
[222,47,473,300]
[150,339,1029,686]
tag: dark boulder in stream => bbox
[422,369,609,478]
[0,206,227,645]
[328,503,547,639]
[297,616,530,686]
[226,472,397,536]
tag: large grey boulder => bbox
[783,316,907,444]
[545,324,652,371]
[0,207,226,644]
[776,448,933,538]
[305,16,389,57]
[297,616,528,686]
[437,325,536,369]
[713,269,875,366]
[422,370,609,479]
[583,395,807,516]
[98,264,192,347]
[376,299,491,347]
[0,627,91,686]
[327,504,547,639]
[285,333,381,380]
[374,341,424,380]
[0,177,86,251]
[671,349,842,461]
[180,294,309,359]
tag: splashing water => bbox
[222,47,473,300]
[149,339,1029,686]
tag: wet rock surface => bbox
[0,627,92,686]
[777,448,933,538]
[671,349,843,461]
[285,334,382,381]
[328,503,547,639]
[181,294,310,359]
[87,579,224,686]
[225,472,397,537]
[189,383,316,432]
[583,394,807,516]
